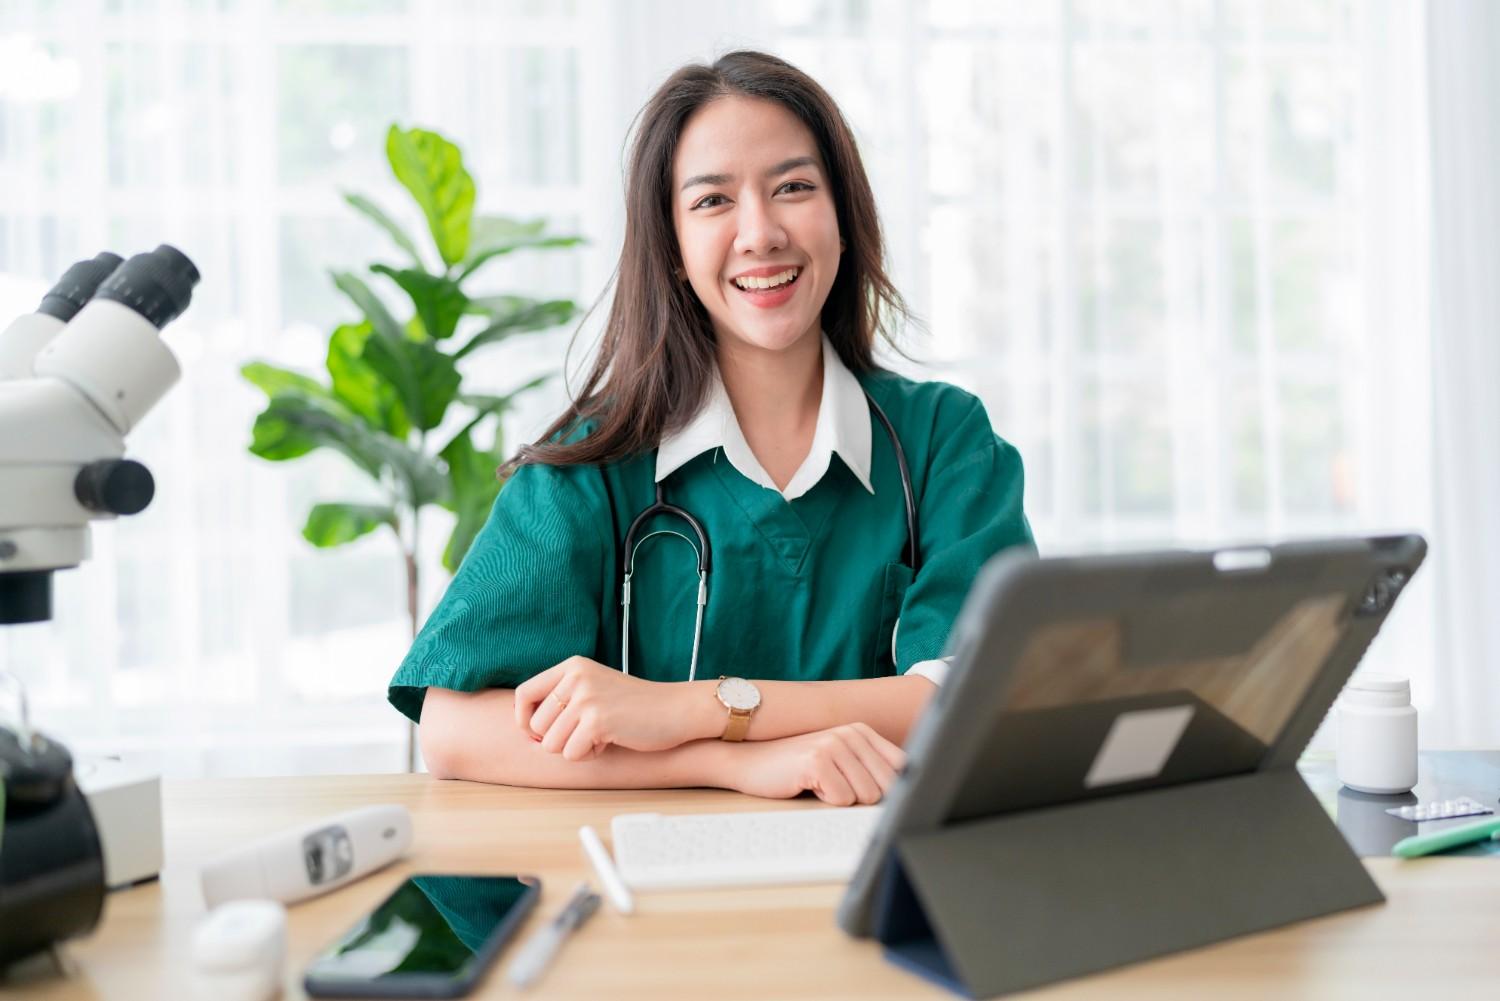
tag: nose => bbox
[732,193,788,258]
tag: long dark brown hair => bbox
[508,49,909,471]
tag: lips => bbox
[729,269,801,309]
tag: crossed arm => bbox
[418,658,937,805]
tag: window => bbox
[0,0,1429,772]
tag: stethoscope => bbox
[619,390,920,681]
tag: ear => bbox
[674,266,687,281]
[839,237,846,253]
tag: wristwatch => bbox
[715,676,761,742]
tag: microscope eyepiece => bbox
[95,244,201,330]
[36,252,125,323]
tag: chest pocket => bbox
[870,562,914,677]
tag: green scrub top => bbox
[388,370,1034,722]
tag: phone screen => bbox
[305,875,539,995]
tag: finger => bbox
[809,754,857,807]
[514,666,562,728]
[540,704,582,755]
[850,722,907,773]
[527,689,569,737]
[844,731,899,794]
[561,716,601,762]
[830,742,883,805]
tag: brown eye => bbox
[692,194,728,210]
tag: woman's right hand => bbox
[725,723,907,806]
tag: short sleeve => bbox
[386,461,608,722]
[895,389,1035,672]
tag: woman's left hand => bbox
[514,656,703,760]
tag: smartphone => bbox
[303,874,541,998]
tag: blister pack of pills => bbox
[1385,797,1494,822]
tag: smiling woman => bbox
[672,96,847,486]
[510,51,907,472]
[392,51,1035,806]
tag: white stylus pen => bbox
[578,824,634,915]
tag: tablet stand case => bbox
[871,766,1382,998]
[863,537,1420,998]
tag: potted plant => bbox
[242,124,583,768]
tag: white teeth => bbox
[734,267,799,291]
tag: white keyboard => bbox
[610,806,884,890]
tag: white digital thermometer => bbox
[200,804,412,908]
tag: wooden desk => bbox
[11,774,1500,1000]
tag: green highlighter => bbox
[1392,816,1500,858]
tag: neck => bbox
[716,332,823,439]
[715,331,824,491]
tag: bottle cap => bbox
[1347,674,1410,697]
[193,900,286,971]
[192,900,286,1001]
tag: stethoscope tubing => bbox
[619,390,918,679]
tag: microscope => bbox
[0,245,200,966]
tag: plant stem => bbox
[405,547,419,641]
[404,504,420,772]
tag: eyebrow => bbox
[679,155,819,193]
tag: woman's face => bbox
[671,95,842,358]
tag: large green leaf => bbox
[332,270,408,344]
[332,271,428,427]
[371,264,468,341]
[332,269,462,431]
[469,216,546,245]
[457,226,586,282]
[326,322,410,439]
[400,339,461,431]
[453,298,578,360]
[454,374,553,430]
[343,192,424,268]
[303,502,398,547]
[242,361,332,402]
[248,394,446,507]
[386,125,474,268]
[439,427,507,572]
[249,394,382,475]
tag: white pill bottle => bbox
[1336,675,1418,794]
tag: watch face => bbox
[718,677,761,711]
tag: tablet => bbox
[837,533,1426,938]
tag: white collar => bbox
[654,334,874,501]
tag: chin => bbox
[719,315,820,354]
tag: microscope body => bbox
[0,246,198,968]
[0,297,179,578]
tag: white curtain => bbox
[1426,0,1500,747]
[0,0,1449,773]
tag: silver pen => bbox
[505,881,601,990]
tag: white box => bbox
[74,755,163,889]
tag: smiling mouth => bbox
[731,267,802,292]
